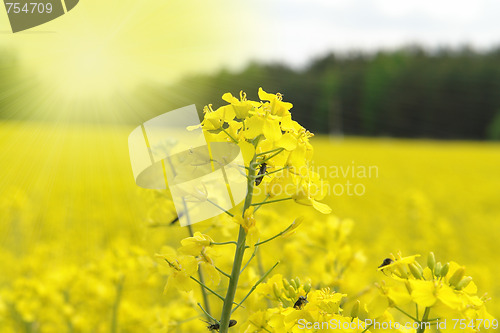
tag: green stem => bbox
[259,148,285,164]
[207,198,234,217]
[249,320,272,333]
[187,223,211,319]
[256,247,266,277]
[231,261,279,314]
[197,303,218,324]
[111,275,125,333]
[222,128,238,144]
[211,241,238,246]
[254,222,294,247]
[262,166,289,176]
[62,290,74,333]
[253,195,270,213]
[256,147,284,156]
[218,156,257,333]
[190,276,226,301]
[394,305,419,322]
[250,197,293,206]
[214,265,232,279]
[7,303,33,333]
[255,248,272,308]
[416,307,431,333]
[361,323,374,333]
[240,245,258,274]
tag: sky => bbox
[260,0,500,66]
[1,0,260,95]
[1,0,499,115]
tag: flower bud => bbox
[414,261,424,272]
[295,277,301,289]
[351,300,360,318]
[409,263,422,279]
[434,262,442,277]
[456,276,472,290]
[427,252,436,271]
[304,281,312,293]
[449,267,465,287]
[290,279,298,291]
[273,283,282,299]
[387,298,395,308]
[285,284,296,299]
[439,263,450,278]
[404,280,412,294]
[283,218,304,238]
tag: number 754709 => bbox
[452,318,499,330]
[5,2,53,14]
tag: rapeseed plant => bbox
[152,89,495,332]
[157,88,332,332]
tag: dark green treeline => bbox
[2,46,500,140]
[155,46,500,140]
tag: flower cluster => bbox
[0,89,497,333]
[240,276,368,332]
[0,242,173,332]
[156,232,220,294]
[199,88,331,214]
[366,252,494,333]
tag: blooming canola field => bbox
[0,95,499,332]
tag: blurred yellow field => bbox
[3,0,500,330]
[0,120,499,332]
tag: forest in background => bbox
[2,45,500,140]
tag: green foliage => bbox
[3,46,500,139]
[150,46,500,140]
[487,111,500,140]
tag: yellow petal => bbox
[217,105,236,122]
[263,118,282,142]
[258,87,275,101]
[287,144,306,167]
[246,226,260,247]
[387,284,412,306]
[438,285,462,310]
[244,116,265,139]
[181,256,199,276]
[423,267,433,280]
[155,246,178,264]
[178,243,201,256]
[312,199,332,214]
[238,140,255,165]
[203,111,223,130]
[232,215,245,229]
[187,124,201,131]
[366,294,389,318]
[276,133,298,151]
[201,263,221,286]
[462,280,477,294]
[163,276,174,295]
[174,273,194,292]
[256,138,273,155]
[222,92,238,104]
[281,115,302,132]
[410,280,437,307]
